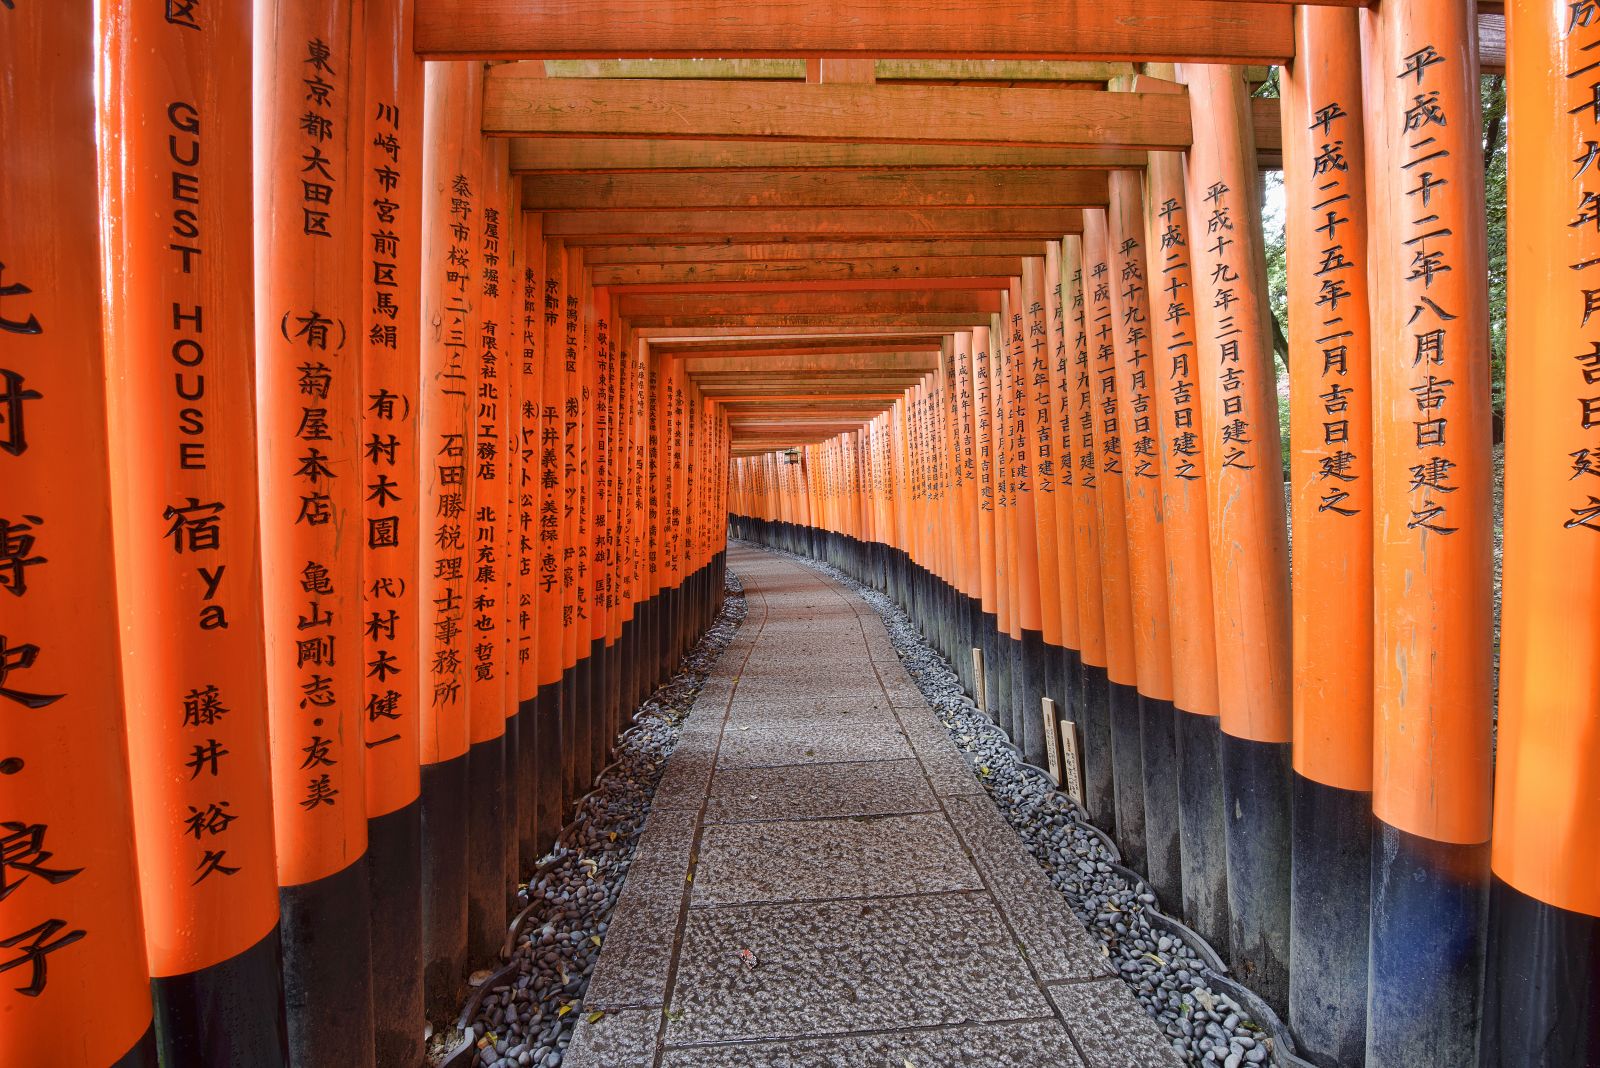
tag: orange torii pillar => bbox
[1280,9,1376,1064]
[1021,259,1069,766]
[417,60,481,1025]
[1,7,156,1064]
[1084,209,1148,873]
[1064,236,1117,830]
[1361,4,1493,1061]
[1004,282,1048,759]
[988,319,1020,735]
[971,325,1005,716]
[253,4,375,1061]
[543,240,578,811]
[1490,4,1600,1060]
[1143,145,1231,957]
[1108,174,1184,909]
[1044,245,1084,766]
[520,215,560,860]
[359,0,426,1059]
[949,332,983,698]
[1175,62,1293,1012]
[465,138,512,968]
[97,2,287,1061]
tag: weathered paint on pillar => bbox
[1,6,157,1063]
[252,3,375,1060]
[1361,4,1494,1062]
[417,59,482,1025]
[1176,61,1293,1012]
[1143,144,1231,960]
[1281,9,1377,1064]
[1485,3,1600,1064]
[1044,244,1083,722]
[96,1,288,1060]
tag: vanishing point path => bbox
[565,545,1178,1068]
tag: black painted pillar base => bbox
[113,1025,159,1068]
[1220,732,1293,1017]
[150,923,287,1067]
[1018,629,1048,767]
[1077,661,1116,836]
[559,666,578,812]
[465,732,507,970]
[516,696,541,875]
[280,858,376,1068]
[503,710,520,911]
[1366,821,1487,1067]
[420,751,469,1024]
[368,800,424,1068]
[1173,709,1230,958]
[1482,875,1600,1068]
[1108,679,1146,875]
[1288,773,1372,1068]
[979,610,1003,722]
[1139,695,1183,910]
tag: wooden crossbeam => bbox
[684,352,939,371]
[509,139,1148,172]
[522,170,1108,210]
[484,77,1192,149]
[582,240,1051,265]
[619,289,999,318]
[654,336,943,357]
[545,208,1084,242]
[416,1,1295,62]
[592,261,1022,287]
[630,312,985,329]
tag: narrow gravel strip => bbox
[748,543,1278,1068]
[458,573,747,1068]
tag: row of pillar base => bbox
[729,519,1599,1068]
[136,554,725,1068]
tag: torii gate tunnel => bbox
[0,2,1595,1066]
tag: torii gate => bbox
[2,3,1592,1068]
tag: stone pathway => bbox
[565,546,1181,1068]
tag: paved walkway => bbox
[566,545,1180,1068]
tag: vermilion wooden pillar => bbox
[1,6,156,1064]
[1281,9,1376,1065]
[1360,4,1492,1061]
[1005,277,1047,760]
[1108,172,1183,910]
[1487,7,1600,1062]
[252,4,375,1061]
[1044,244,1083,761]
[359,0,425,1059]
[971,324,1003,717]
[1021,258,1067,761]
[1084,209,1147,874]
[1175,62,1293,1012]
[465,137,511,969]
[518,213,555,864]
[1143,146,1230,959]
[97,2,287,1062]
[417,59,482,1026]
[1064,235,1116,831]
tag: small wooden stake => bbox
[1057,716,1085,807]
[972,647,987,714]
[1041,698,1062,786]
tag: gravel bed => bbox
[454,574,747,1068]
[748,542,1277,1068]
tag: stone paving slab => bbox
[1045,980,1186,1067]
[704,759,938,824]
[665,892,1051,1045]
[659,1018,1086,1067]
[713,720,915,768]
[690,812,981,907]
[566,546,1179,1068]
